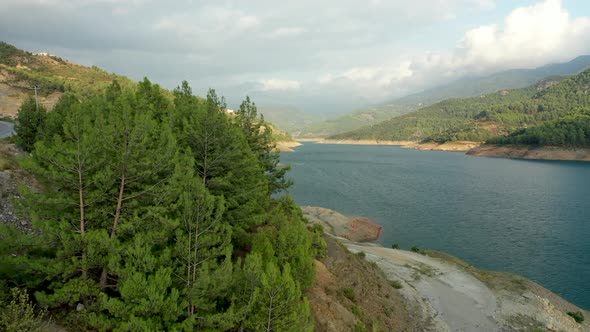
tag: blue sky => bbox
[1,0,589,114]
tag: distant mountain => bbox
[330,68,590,148]
[298,55,590,137]
[392,55,590,107]
[256,104,323,135]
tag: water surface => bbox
[281,142,590,309]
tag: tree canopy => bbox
[2,79,321,331]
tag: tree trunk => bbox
[100,172,126,289]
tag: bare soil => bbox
[308,235,422,332]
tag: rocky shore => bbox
[296,139,590,162]
[311,139,478,151]
[275,140,302,152]
[303,206,590,332]
[467,144,590,162]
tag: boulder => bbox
[302,206,382,242]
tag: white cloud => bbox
[3,0,589,114]
[458,0,590,69]
[319,0,590,99]
[259,79,301,91]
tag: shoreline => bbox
[297,138,479,151]
[302,206,590,331]
[293,138,590,161]
[467,144,590,162]
[275,140,302,152]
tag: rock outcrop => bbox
[302,206,382,242]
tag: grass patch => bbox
[355,251,366,259]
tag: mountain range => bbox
[295,55,590,137]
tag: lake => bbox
[281,142,590,309]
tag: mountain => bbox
[330,68,590,148]
[298,55,590,137]
[256,104,323,135]
[0,41,137,118]
[0,42,296,147]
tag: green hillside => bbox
[0,41,135,96]
[331,68,590,147]
[0,42,292,143]
[300,56,590,137]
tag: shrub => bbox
[567,311,584,323]
[353,321,367,332]
[356,251,366,259]
[389,280,403,289]
[391,243,400,249]
[340,287,356,302]
[410,245,421,253]
[0,288,48,332]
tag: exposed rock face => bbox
[346,218,382,242]
[301,206,382,242]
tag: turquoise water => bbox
[281,142,590,309]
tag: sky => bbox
[2,0,590,115]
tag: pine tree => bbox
[176,88,267,230]
[14,97,46,152]
[166,157,236,328]
[242,257,312,332]
[236,97,292,194]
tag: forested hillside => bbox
[331,68,590,148]
[0,79,322,331]
[298,55,590,137]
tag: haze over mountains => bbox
[292,55,590,137]
[3,0,590,125]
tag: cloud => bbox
[459,0,590,69]
[1,0,588,114]
[319,0,590,99]
[259,79,301,91]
